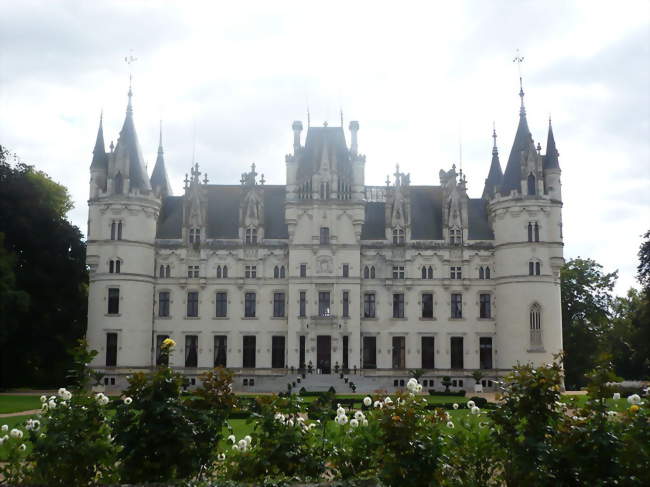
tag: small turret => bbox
[90,113,108,197]
[543,117,562,201]
[482,125,503,199]
[349,121,359,155]
[292,120,303,154]
[150,122,173,198]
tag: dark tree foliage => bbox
[638,229,650,290]
[561,258,617,388]
[0,145,88,388]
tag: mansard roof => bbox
[156,184,494,241]
[296,126,352,181]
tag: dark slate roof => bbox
[263,186,289,238]
[90,117,108,170]
[157,196,183,238]
[296,126,352,181]
[112,97,151,191]
[482,145,503,199]
[361,202,386,239]
[410,187,443,240]
[500,113,533,195]
[543,121,560,170]
[467,199,494,240]
[205,186,242,238]
[150,146,173,197]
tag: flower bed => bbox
[1,349,648,486]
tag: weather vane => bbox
[513,49,524,76]
[124,50,138,88]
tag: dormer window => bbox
[527,173,536,195]
[392,227,405,245]
[421,266,433,279]
[450,266,462,280]
[189,228,201,244]
[450,227,462,245]
[245,227,257,245]
[479,266,491,280]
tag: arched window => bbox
[427,266,433,279]
[217,266,222,278]
[370,266,376,279]
[280,266,285,278]
[529,261,541,276]
[485,267,491,279]
[530,303,542,347]
[274,266,279,279]
[528,223,533,242]
[165,265,171,278]
[364,266,370,279]
[535,262,541,275]
[422,266,427,279]
[393,227,405,245]
[222,265,228,278]
[534,223,540,242]
[117,222,123,240]
[115,260,121,273]
[527,173,536,195]
[109,260,114,273]
[159,265,165,278]
[245,228,258,245]
[479,267,485,279]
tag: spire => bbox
[111,80,151,192]
[519,76,526,117]
[482,123,504,199]
[90,111,108,170]
[543,116,560,170]
[150,120,173,197]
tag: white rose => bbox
[19,443,26,451]
[363,396,372,407]
[238,439,247,449]
[374,401,383,408]
[336,406,345,416]
[10,429,23,439]
[384,397,393,405]
[1,425,8,432]
[48,400,56,409]
[362,419,368,426]
[627,394,641,405]
[447,421,455,429]
[227,434,236,443]
[613,392,621,401]
[63,391,72,401]
[217,453,226,461]
[336,414,348,425]
[124,397,133,405]
[453,403,459,410]
[40,395,47,403]
[471,406,480,415]
[467,400,476,409]
[232,444,239,451]
[350,418,359,428]
[58,388,66,398]
[416,384,423,393]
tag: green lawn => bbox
[0,395,42,414]
[560,394,631,410]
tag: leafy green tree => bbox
[561,258,617,388]
[0,145,88,388]
[638,229,650,290]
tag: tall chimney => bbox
[292,120,303,153]
[349,121,359,155]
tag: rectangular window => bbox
[342,291,350,318]
[392,293,405,318]
[299,335,306,368]
[300,264,307,278]
[106,333,117,367]
[342,264,349,278]
[480,337,493,369]
[320,227,330,244]
[107,288,120,315]
[450,266,462,279]
[117,222,122,240]
[342,335,349,370]
[451,293,462,319]
[273,292,285,317]
[243,335,256,368]
[215,292,227,317]
[187,265,199,278]
[271,336,285,368]
[422,293,433,318]
[156,334,170,366]
[318,292,331,317]
[299,291,306,317]
[392,266,405,279]
[158,291,170,317]
[189,228,200,244]
[245,265,257,279]
[185,335,198,367]
[245,292,256,317]
[110,222,116,240]
[392,336,405,368]
[421,336,435,369]
[529,261,535,276]
[187,291,199,317]
[214,335,227,367]
[450,337,464,369]
[363,336,377,369]
[363,293,376,318]
[480,293,491,319]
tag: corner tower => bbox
[488,79,564,370]
[86,84,162,372]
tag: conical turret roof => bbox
[90,113,108,170]
[150,124,173,197]
[543,118,560,170]
[482,126,503,199]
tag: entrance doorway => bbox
[316,335,331,374]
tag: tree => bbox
[638,229,650,290]
[561,258,617,388]
[0,145,88,388]
[609,289,650,379]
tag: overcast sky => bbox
[0,0,648,295]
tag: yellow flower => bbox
[629,405,640,413]
[162,338,176,348]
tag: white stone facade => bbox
[86,87,564,392]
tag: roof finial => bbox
[158,120,163,154]
[124,51,137,114]
[307,107,311,127]
[340,108,344,127]
[513,49,525,116]
[492,121,498,155]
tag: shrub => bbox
[328,385,337,394]
[468,396,488,408]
